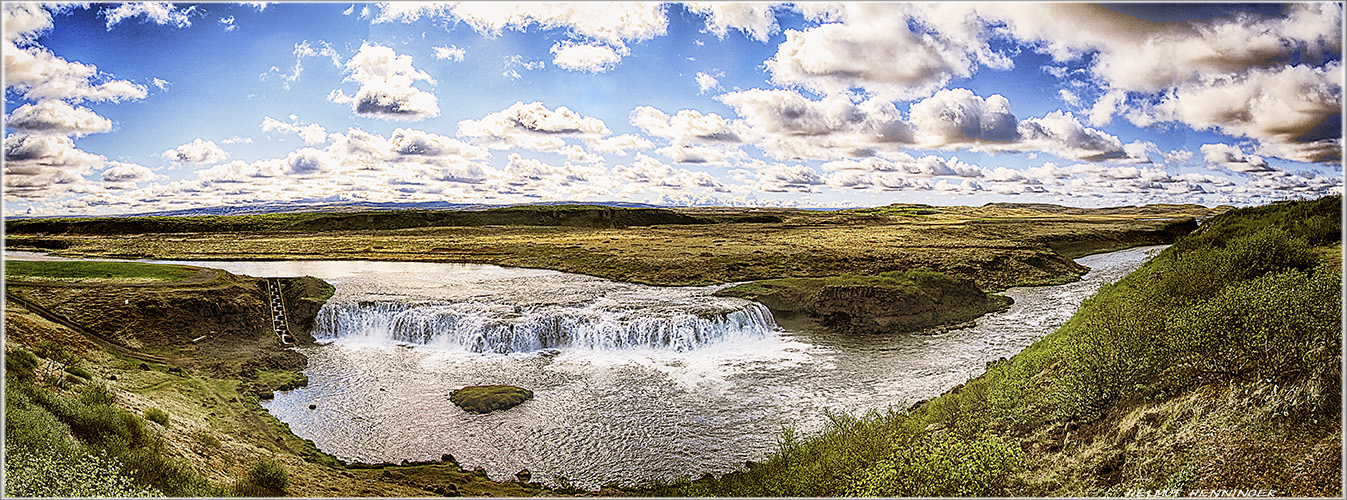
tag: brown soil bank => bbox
[717,270,1012,334]
[6,267,330,393]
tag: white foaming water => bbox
[313,299,776,352]
[113,247,1165,490]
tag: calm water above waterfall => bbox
[146,246,1162,489]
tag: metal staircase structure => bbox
[265,278,296,345]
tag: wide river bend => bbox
[7,246,1164,489]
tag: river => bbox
[4,245,1164,489]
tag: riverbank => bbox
[3,262,558,496]
[6,202,1211,336]
[639,196,1341,497]
[4,201,1242,496]
[4,242,1171,496]
[257,244,1165,489]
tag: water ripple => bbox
[161,247,1163,489]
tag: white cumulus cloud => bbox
[101,2,197,30]
[161,138,229,165]
[550,42,623,73]
[458,101,611,151]
[433,45,466,62]
[327,42,439,122]
[6,100,113,137]
[4,133,105,199]
[261,116,330,145]
[683,2,781,42]
[695,71,721,94]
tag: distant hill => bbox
[3,204,720,235]
[980,202,1226,217]
[6,200,667,220]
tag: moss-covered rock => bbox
[449,385,534,414]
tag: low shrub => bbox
[123,447,214,496]
[6,349,40,383]
[4,385,77,456]
[35,341,79,366]
[66,364,94,379]
[79,382,117,407]
[1058,213,1341,418]
[848,431,1023,496]
[144,407,170,427]
[8,375,214,496]
[232,458,288,497]
[192,429,222,449]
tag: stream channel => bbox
[10,245,1165,489]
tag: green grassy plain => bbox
[6,203,1206,338]
[5,261,201,283]
[6,203,1210,291]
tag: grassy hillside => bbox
[646,196,1341,497]
[4,263,554,497]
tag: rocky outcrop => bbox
[717,270,1011,335]
[449,385,534,414]
[814,282,1010,334]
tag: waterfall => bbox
[313,299,777,353]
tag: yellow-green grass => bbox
[5,204,1203,291]
[642,196,1340,497]
[5,260,199,283]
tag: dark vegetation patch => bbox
[231,458,289,497]
[449,385,535,414]
[5,363,212,496]
[4,205,710,235]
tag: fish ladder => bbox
[266,278,296,345]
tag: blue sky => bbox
[3,2,1343,216]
